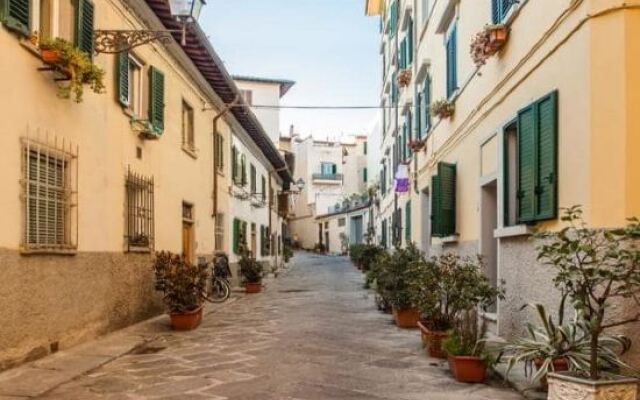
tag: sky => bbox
[199,0,381,140]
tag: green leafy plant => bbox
[430,99,455,119]
[283,245,293,263]
[500,297,633,383]
[39,38,105,102]
[535,205,640,380]
[410,253,504,331]
[443,310,495,365]
[375,243,423,309]
[349,243,365,266]
[153,251,208,313]
[239,252,264,284]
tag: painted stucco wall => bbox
[234,80,282,146]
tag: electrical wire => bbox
[220,104,413,110]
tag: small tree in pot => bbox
[153,251,208,330]
[443,309,494,383]
[536,206,640,400]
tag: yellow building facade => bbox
[367,0,640,363]
[0,0,291,370]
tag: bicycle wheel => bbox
[205,278,230,303]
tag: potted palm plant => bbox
[153,251,208,331]
[443,310,494,383]
[537,206,640,400]
[411,254,504,359]
[239,252,264,293]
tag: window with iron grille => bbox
[22,137,77,252]
[125,169,154,251]
[215,213,224,251]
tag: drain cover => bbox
[278,289,311,293]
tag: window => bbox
[503,121,518,227]
[423,75,432,135]
[215,213,224,251]
[125,169,154,251]
[233,218,247,254]
[399,37,407,69]
[381,219,387,248]
[261,175,266,201]
[320,162,337,176]
[445,23,458,99]
[363,141,367,155]
[363,167,368,183]
[22,137,77,251]
[182,100,195,151]
[421,0,429,24]
[511,91,558,224]
[117,53,143,116]
[250,164,256,194]
[405,200,412,242]
[431,162,456,237]
[406,17,413,67]
[388,1,398,36]
[148,66,165,134]
[231,146,238,183]
[215,133,224,172]
[240,154,247,186]
[391,71,398,104]
[240,90,253,106]
[492,0,514,24]
[338,218,346,227]
[260,225,267,256]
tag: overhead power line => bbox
[249,104,412,110]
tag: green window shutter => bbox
[75,0,94,54]
[241,155,247,186]
[363,167,368,183]
[148,66,165,134]
[431,174,442,237]
[415,92,422,140]
[491,0,500,24]
[389,1,397,36]
[332,164,337,174]
[446,24,458,98]
[2,0,30,36]
[117,52,129,106]
[250,164,256,192]
[407,111,413,157]
[407,18,413,65]
[233,218,240,254]
[406,202,412,241]
[260,225,265,256]
[517,104,536,223]
[535,91,558,220]
[399,37,406,69]
[261,176,266,201]
[424,75,432,131]
[231,146,237,182]
[438,162,456,236]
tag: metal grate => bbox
[22,134,78,252]
[125,168,154,251]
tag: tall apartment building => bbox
[365,0,640,362]
[0,0,292,370]
[289,135,369,250]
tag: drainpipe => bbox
[212,95,241,251]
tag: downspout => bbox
[212,95,241,251]
[268,172,274,266]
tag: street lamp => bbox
[93,0,205,54]
[295,178,305,192]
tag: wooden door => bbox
[182,222,193,264]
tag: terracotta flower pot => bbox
[448,354,488,383]
[488,26,509,50]
[417,320,449,359]
[169,305,203,331]
[534,357,569,387]
[40,48,61,64]
[246,282,262,293]
[392,306,419,328]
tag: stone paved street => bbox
[4,253,523,400]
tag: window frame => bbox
[181,99,195,153]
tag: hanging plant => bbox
[39,38,105,102]
[397,68,412,88]
[407,139,425,152]
[430,99,455,119]
[470,24,509,67]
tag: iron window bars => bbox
[125,167,155,251]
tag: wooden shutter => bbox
[491,0,500,24]
[407,18,413,65]
[261,176,266,200]
[148,66,165,134]
[438,162,456,236]
[231,146,237,182]
[117,53,129,106]
[415,92,422,140]
[431,174,442,237]
[405,200,411,242]
[517,103,536,223]
[536,91,558,220]
[241,155,247,185]
[2,0,30,35]
[446,25,457,98]
[389,1,397,36]
[363,167,367,183]
[233,218,240,254]
[75,0,94,54]
[424,75,432,131]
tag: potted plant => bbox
[470,24,509,67]
[376,244,423,328]
[430,99,455,119]
[398,68,412,88]
[153,251,208,331]
[349,243,365,269]
[239,252,264,293]
[38,38,105,102]
[536,206,640,400]
[411,254,504,358]
[407,139,425,152]
[443,310,494,383]
[500,298,632,388]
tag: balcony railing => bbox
[312,173,343,181]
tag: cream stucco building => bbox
[366,0,640,363]
[0,0,292,370]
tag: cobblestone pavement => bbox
[6,253,524,400]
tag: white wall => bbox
[235,80,282,145]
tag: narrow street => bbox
[3,253,523,400]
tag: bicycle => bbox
[201,252,232,303]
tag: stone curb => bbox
[493,363,547,400]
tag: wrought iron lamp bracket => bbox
[93,29,182,54]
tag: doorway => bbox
[480,181,498,313]
[351,215,363,244]
[420,189,431,254]
[251,223,257,258]
[182,202,194,264]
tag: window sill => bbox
[440,234,459,244]
[19,39,40,58]
[481,312,498,322]
[126,247,152,254]
[493,225,535,239]
[182,145,198,159]
[21,248,77,256]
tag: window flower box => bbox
[130,119,161,140]
[407,139,424,151]
[397,68,412,88]
[470,24,509,67]
[430,99,455,119]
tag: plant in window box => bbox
[130,118,161,139]
[38,38,105,103]
[129,233,150,248]
[430,99,455,119]
[153,251,208,331]
[470,24,509,67]
[239,251,264,293]
[407,139,425,152]
[535,206,640,400]
[397,68,412,88]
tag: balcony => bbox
[312,173,343,184]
